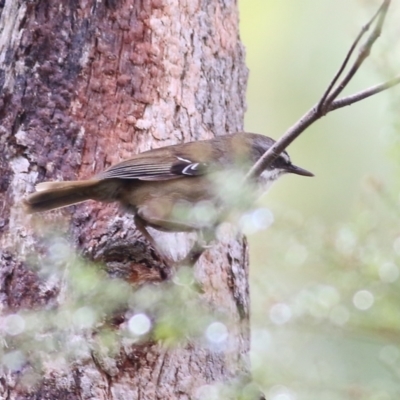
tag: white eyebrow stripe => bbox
[177,156,192,163]
[281,152,290,163]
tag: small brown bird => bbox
[25,133,312,261]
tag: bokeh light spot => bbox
[353,290,374,310]
[194,384,219,400]
[3,350,25,371]
[128,313,151,336]
[240,208,274,234]
[72,306,96,329]
[335,227,356,255]
[269,303,292,325]
[205,322,228,344]
[379,262,399,283]
[4,314,26,336]
[269,385,297,400]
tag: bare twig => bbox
[330,74,400,110]
[322,0,390,111]
[246,0,398,182]
[317,0,387,114]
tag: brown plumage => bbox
[24,132,313,232]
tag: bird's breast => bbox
[119,177,217,232]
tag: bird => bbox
[24,132,313,264]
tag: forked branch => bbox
[246,0,399,181]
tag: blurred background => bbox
[2,2,399,399]
[239,0,400,399]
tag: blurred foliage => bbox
[2,2,400,400]
[250,177,400,399]
[0,238,220,388]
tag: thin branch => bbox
[323,0,390,111]
[246,0,396,182]
[245,107,318,181]
[330,74,400,111]
[317,1,387,113]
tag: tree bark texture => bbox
[0,0,250,398]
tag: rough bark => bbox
[0,0,250,398]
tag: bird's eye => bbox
[271,157,288,169]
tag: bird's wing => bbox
[97,154,209,181]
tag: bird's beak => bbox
[285,163,314,177]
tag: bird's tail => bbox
[24,180,104,213]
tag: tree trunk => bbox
[0,0,251,398]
